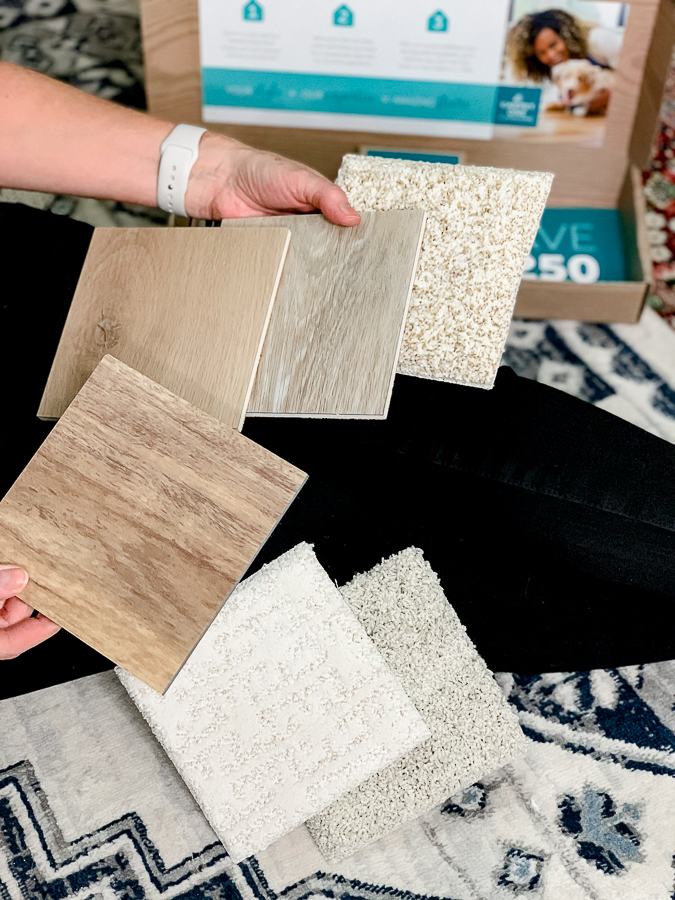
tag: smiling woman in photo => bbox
[506,8,623,114]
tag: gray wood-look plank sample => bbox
[221,210,426,418]
[2,356,307,693]
[38,226,291,429]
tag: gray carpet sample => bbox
[306,547,526,862]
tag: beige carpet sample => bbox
[221,210,425,418]
[306,547,526,863]
[0,356,306,693]
[38,226,291,428]
[336,155,552,388]
[118,542,431,863]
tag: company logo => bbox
[494,86,540,126]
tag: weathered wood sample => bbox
[221,210,426,418]
[38,226,291,429]
[1,356,307,693]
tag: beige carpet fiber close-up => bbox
[336,154,552,388]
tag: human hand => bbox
[0,63,363,220]
[0,565,60,659]
[184,133,361,225]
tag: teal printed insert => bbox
[202,69,539,125]
[366,150,461,164]
[527,209,626,283]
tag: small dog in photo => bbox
[550,59,615,116]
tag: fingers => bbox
[0,563,60,658]
[0,614,60,660]
[306,178,361,227]
[0,595,35,627]
[0,565,28,603]
[200,135,362,224]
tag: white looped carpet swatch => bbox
[117,542,430,863]
[306,547,526,862]
[335,154,553,388]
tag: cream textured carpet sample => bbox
[306,547,526,862]
[336,155,552,388]
[117,543,430,864]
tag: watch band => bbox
[157,124,207,217]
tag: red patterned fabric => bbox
[643,53,675,328]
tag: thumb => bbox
[0,566,28,602]
[309,181,361,226]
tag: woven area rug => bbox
[2,663,675,900]
[0,0,166,228]
[2,313,674,893]
[504,309,675,442]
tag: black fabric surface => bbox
[1,203,93,489]
[1,204,674,701]
[0,203,111,696]
[243,371,675,672]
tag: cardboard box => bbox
[514,165,653,322]
[140,0,673,321]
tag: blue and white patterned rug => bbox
[1,661,675,900]
[504,314,675,444]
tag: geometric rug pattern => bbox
[2,663,675,900]
[504,312,675,443]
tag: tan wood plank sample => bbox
[221,210,426,418]
[38,227,291,428]
[2,356,307,693]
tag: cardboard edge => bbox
[514,279,647,323]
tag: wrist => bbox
[156,124,207,216]
[183,131,244,220]
[119,117,174,208]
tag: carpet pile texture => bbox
[307,547,525,862]
[117,542,430,862]
[3,660,675,898]
[336,154,552,388]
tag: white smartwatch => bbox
[157,124,207,217]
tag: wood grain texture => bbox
[139,0,669,207]
[1,356,307,693]
[222,211,425,418]
[38,227,291,428]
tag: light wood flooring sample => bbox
[38,226,291,428]
[1,356,307,693]
[221,210,426,418]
